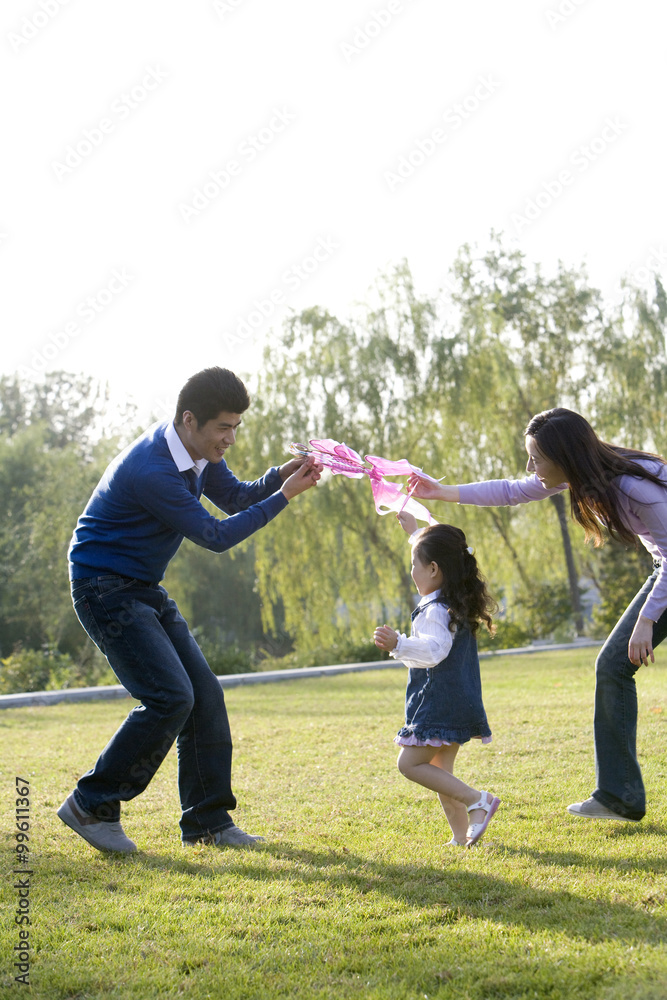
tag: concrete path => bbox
[0,639,602,710]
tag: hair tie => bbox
[466,546,474,555]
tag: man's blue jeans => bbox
[593,564,667,820]
[70,575,237,841]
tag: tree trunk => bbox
[488,508,532,590]
[549,492,585,634]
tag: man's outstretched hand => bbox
[281,456,323,500]
[278,457,306,481]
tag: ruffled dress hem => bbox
[394,727,492,748]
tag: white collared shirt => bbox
[164,421,208,478]
[389,587,454,669]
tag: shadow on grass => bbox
[499,822,667,875]
[78,840,667,947]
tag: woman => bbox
[408,407,667,822]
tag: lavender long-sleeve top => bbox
[457,458,667,622]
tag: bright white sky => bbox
[2,0,665,424]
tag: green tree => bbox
[237,264,439,651]
[0,373,123,663]
[0,422,118,658]
[239,248,596,650]
[431,236,612,633]
[241,238,665,654]
[162,511,265,650]
[589,539,654,636]
[591,277,667,450]
[3,246,665,685]
[0,371,117,450]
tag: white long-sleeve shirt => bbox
[389,588,454,669]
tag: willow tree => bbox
[0,372,136,661]
[235,263,441,652]
[238,251,591,651]
[591,276,667,451]
[238,241,662,654]
[428,237,611,633]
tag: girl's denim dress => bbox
[396,601,491,745]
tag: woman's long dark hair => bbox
[525,408,666,547]
[413,524,497,635]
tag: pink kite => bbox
[289,439,441,524]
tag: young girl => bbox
[374,512,500,848]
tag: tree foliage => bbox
[240,239,667,652]
[590,539,654,636]
[0,375,125,658]
[1,241,666,691]
[235,263,439,651]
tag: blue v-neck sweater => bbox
[68,421,288,582]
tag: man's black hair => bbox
[174,367,250,426]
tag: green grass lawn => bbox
[2,649,666,1000]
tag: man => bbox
[59,367,321,853]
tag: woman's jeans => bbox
[594,564,667,820]
[70,575,237,841]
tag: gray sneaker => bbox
[57,793,137,853]
[183,824,265,849]
[567,797,639,822]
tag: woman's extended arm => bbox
[406,475,459,503]
[408,473,567,507]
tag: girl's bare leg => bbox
[431,743,468,843]
[397,745,488,829]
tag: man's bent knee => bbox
[145,686,195,726]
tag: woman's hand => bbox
[407,473,459,503]
[374,625,399,652]
[628,615,655,667]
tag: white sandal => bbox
[447,838,466,847]
[466,791,501,847]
